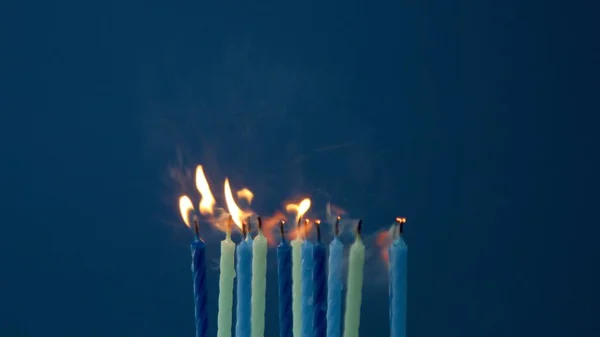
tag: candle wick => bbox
[356,219,363,238]
[395,217,406,238]
[257,216,263,233]
[193,215,200,238]
[296,217,302,240]
[316,220,321,243]
[242,222,247,240]
[280,221,286,242]
[335,216,341,237]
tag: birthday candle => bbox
[389,218,408,337]
[251,217,268,337]
[301,220,314,337]
[277,221,293,337]
[312,220,327,337]
[291,225,303,337]
[236,223,253,337]
[191,218,209,337]
[343,220,365,337]
[217,218,236,337]
[327,217,343,337]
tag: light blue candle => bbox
[327,217,343,337]
[301,225,314,337]
[236,224,253,337]
[389,219,408,337]
[312,221,327,337]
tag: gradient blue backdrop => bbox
[2,1,598,336]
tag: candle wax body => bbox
[343,237,365,337]
[251,233,268,337]
[389,236,407,337]
[191,239,208,337]
[217,235,235,337]
[236,237,253,337]
[301,241,314,337]
[326,238,343,337]
[312,243,327,337]
[277,240,293,337]
[291,238,303,337]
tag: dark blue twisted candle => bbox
[277,221,293,337]
[312,221,327,337]
[191,219,208,337]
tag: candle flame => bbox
[195,165,216,215]
[224,178,251,230]
[236,188,254,204]
[285,198,312,224]
[178,195,194,228]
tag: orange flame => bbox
[285,198,312,224]
[236,188,254,204]
[224,178,252,230]
[195,165,215,215]
[178,195,194,228]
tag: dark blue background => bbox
[2,1,598,336]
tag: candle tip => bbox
[335,216,341,237]
[356,219,363,237]
[304,218,310,239]
[257,216,263,232]
[315,220,322,243]
[280,220,286,241]
[193,215,200,238]
[242,221,248,239]
[395,217,407,237]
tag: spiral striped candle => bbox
[277,221,293,337]
[312,221,327,337]
[326,222,343,337]
[191,236,208,337]
[301,238,314,337]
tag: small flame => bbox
[178,195,194,228]
[237,188,254,204]
[285,198,312,224]
[195,165,216,215]
[224,178,251,230]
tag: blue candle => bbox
[191,219,208,337]
[301,220,314,337]
[389,218,408,337]
[236,223,253,337]
[327,217,343,337]
[277,221,293,337]
[312,221,327,337]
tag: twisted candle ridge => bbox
[277,243,293,337]
[312,244,327,337]
[236,238,253,337]
[327,239,343,337]
[192,241,208,337]
[301,242,314,337]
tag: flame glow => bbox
[224,178,250,230]
[236,188,254,204]
[178,195,194,228]
[195,165,216,215]
[285,198,312,224]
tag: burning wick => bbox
[334,216,341,237]
[242,221,248,240]
[304,219,310,239]
[296,217,303,239]
[193,215,200,238]
[315,220,322,243]
[280,221,286,242]
[226,215,233,238]
[395,217,407,238]
[356,219,363,238]
[257,216,263,232]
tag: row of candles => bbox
[179,166,408,337]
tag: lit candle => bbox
[191,216,209,337]
[389,218,408,337]
[327,217,343,337]
[343,220,365,337]
[312,220,327,337]
[301,219,314,337]
[251,217,268,337]
[236,222,253,337]
[291,219,304,337]
[277,221,293,337]
[217,217,236,337]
